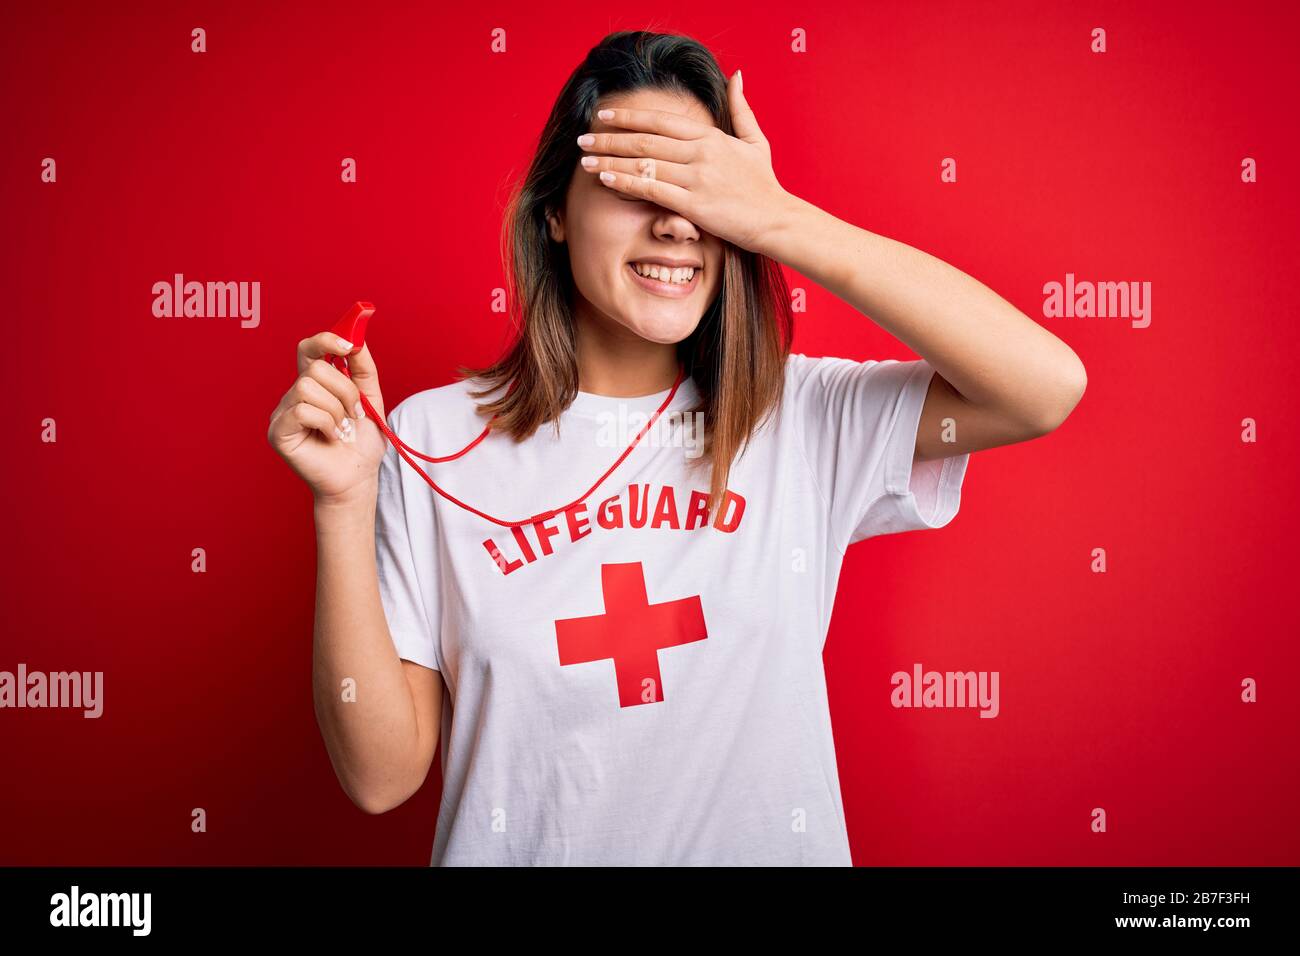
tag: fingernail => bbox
[354,400,363,418]
[338,338,353,350]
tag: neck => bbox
[574,311,681,398]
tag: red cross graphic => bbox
[554,562,708,707]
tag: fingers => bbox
[277,325,384,438]
[301,356,365,421]
[338,341,384,420]
[269,401,349,445]
[266,372,354,443]
[297,330,355,376]
[579,154,691,188]
[579,129,695,164]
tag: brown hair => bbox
[458,30,794,515]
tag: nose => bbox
[652,208,701,242]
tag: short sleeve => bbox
[374,400,443,672]
[787,353,970,553]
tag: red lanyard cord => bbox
[333,355,688,529]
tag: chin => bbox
[618,314,701,344]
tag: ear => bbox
[546,207,565,242]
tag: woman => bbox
[268,30,1085,865]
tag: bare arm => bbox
[269,324,444,815]
[311,484,443,814]
[758,193,1088,461]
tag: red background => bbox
[3,0,1297,865]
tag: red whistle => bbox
[329,301,375,372]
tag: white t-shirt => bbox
[373,351,970,865]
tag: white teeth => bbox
[630,262,696,284]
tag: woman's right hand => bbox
[267,329,390,505]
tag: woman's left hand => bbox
[577,70,793,255]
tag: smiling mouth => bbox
[625,262,702,296]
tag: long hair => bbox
[458,30,794,516]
